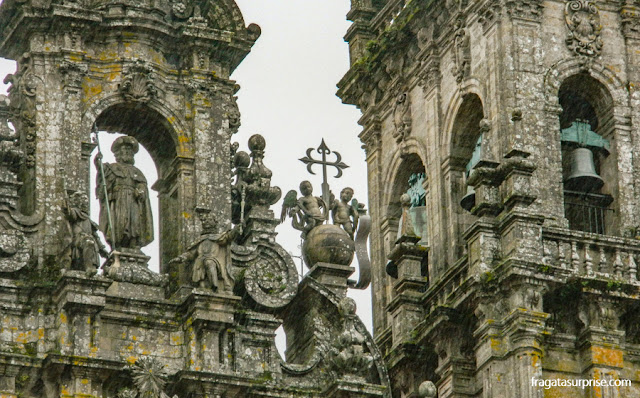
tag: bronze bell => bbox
[460,185,475,211]
[564,147,604,192]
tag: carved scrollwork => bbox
[232,243,298,309]
[565,0,603,57]
[119,60,157,103]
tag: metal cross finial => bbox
[299,139,349,207]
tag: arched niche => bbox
[92,102,187,269]
[445,93,485,261]
[558,73,618,235]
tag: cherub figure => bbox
[331,187,360,239]
[281,180,328,238]
[63,191,108,274]
[169,211,241,292]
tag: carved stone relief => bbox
[565,0,603,57]
[119,60,157,103]
[392,92,411,143]
[452,17,471,83]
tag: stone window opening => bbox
[558,74,615,235]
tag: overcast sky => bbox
[0,0,372,330]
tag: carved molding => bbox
[506,0,544,22]
[119,60,157,103]
[478,0,502,32]
[621,5,640,40]
[565,0,603,57]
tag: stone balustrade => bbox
[542,227,640,284]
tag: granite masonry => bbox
[0,0,393,397]
[339,0,640,397]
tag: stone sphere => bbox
[302,224,355,267]
[234,151,250,168]
[418,381,437,398]
[248,134,266,151]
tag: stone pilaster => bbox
[53,271,111,357]
[180,290,239,372]
[387,240,427,347]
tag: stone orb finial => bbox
[248,134,266,152]
[418,381,437,398]
[234,151,250,168]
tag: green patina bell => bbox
[564,147,604,192]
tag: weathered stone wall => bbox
[339,0,640,396]
[0,0,393,397]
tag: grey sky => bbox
[0,0,372,330]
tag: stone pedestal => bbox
[53,271,112,357]
[180,289,240,372]
[307,262,355,298]
[103,251,167,286]
[387,241,427,346]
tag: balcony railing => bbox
[564,190,613,235]
[542,227,640,284]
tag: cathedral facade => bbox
[0,0,391,397]
[338,0,640,397]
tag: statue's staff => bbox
[92,124,117,249]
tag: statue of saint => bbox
[62,191,108,273]
[95,136,153,251]
[170,211,241,292]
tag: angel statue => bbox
[330,187,365,240]
[280,180,328,238]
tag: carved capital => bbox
[59,61,88,90]
[478,0,503,32]
[565,0,603,57]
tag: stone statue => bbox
[94,136,153,251]
[330,187,360,240]
[62,191,107,274]
[170,211,240,292]
[281,180,328,238]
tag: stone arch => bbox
[544,58,629,114]
[439,91,487,267]
[82,95,197,266]
[548,65,631,236]
[81,93,193,167]
[382,145,427,221]
[441,80,487,160]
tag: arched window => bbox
[558,74,615,235]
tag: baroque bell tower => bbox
[339,0,640,397]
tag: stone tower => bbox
[339,0,640,397]
[0,0,391,396]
